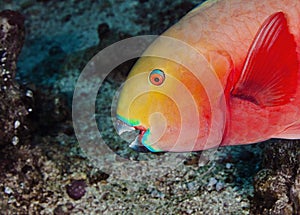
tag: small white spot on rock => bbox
[28,108,33,112]
[20,182,25,189]
[216,181,224,191]
[26,90,33,98]
[14,120,20,129]
[0,18,11,34]
[4,186,13,195]
[208,177,217,186]
[12,136,19,145]
[226,163,232,169]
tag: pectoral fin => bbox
[230,12,298,107]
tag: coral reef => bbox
[0,10,34,146]
[0,1,298,214]
[251,140,300,214]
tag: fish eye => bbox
[149,69,165,86]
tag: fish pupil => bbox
[154,77,160,82]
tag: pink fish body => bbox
[116,0,300,152]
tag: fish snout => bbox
[115,118,150,153]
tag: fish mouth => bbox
[115,118,149,153]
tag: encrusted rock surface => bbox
[0,10,33,146]
[251,140,300,214]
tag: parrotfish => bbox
[116,0,300,152]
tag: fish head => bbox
[116,38,227,152]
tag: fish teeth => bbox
[115,119,135,135]
[129,136,149,153]
[129,136,140,148]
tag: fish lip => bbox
[130,126,150,153]
[133,125,147,141]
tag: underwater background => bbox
[0,0,299,214]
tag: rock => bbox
[251,140,300,214]
[33,89,70,135]
[97,23,110,41]
[291,168,300,213]
[0,10,34,146]
[66,180,87,200]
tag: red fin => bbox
[230,12,298,107]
